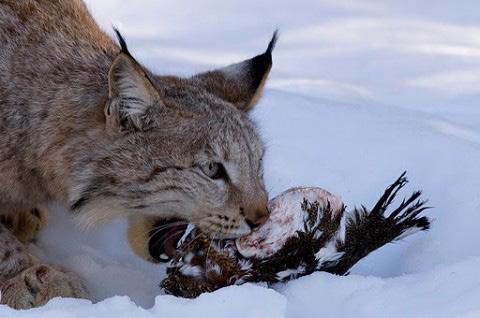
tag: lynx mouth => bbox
[148,218,189,262]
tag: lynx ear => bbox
[106,29,159,131]
[193,31,278,112]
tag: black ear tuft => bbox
[250,30,279,90]
[113,27,132,57]
[266,30,279,55]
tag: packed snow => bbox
[2,0,480,317]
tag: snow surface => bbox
[2,1,480,317]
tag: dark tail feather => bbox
[322,172,431,275]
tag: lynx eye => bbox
[200,162,227,180]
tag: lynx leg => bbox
[0,207,48,243]
[1,264,90,310]
[0,223,89,309]
[0,223,36,281]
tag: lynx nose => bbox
[245,202,269,230]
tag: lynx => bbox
[0,0,275,271]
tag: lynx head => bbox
[70,30,277,262]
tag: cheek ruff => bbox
[161,172,431,298]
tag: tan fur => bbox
[0,264,89,310]
[0,207,48,243]
[0,222,88,309]
[127,216,159,262]
[0,0,275,274]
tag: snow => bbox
[2,0,480,317]
[0,285,286,318]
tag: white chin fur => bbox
[74,198,129,231]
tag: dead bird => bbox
[160,172,431,298]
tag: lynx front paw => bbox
[0,264,89,309]
[0,207,48,243]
